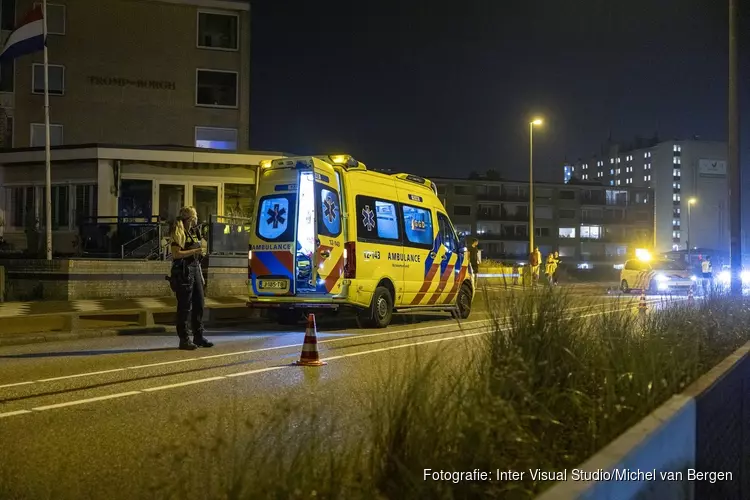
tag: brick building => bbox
[0,0,250,149]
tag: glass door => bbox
[158,183,186,222]
[192,185,219,224]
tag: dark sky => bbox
[249,0,732,182]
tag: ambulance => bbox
[247,155,475,328]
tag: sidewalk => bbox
[0,295,249,318]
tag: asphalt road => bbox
[0,289,656,500]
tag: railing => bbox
[500,191,529,202]
[120,225,164,259]
[207,215,253,256]
[78,216,164,259]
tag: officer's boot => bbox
[177,324,197,351]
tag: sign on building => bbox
[698,159,727,178]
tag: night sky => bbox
[250,0,739,183]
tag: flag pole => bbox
[42,0,51,260]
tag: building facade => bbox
[0,0,250,150]
[0,144,284,254]
[436,178,654,265]
[563,139,729,255]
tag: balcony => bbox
[500,190,528,202]
[581,195,606,206]
[476,190,502,201]
[501,210,528,222]
[581,215,604,224]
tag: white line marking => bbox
[0,300,651,390]
[142,377,225,392]
[0,409,33,418]
[31,391,142,411]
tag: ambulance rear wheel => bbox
[452,283,472,320]
[359,286,393,328]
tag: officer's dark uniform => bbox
[170,226,213,350]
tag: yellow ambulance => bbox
[247,155,475,328]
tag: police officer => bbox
[701,255,713,295]
[169,206,213,350]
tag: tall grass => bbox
[18,289,748,500]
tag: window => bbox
[452,205,471,216]
[7,186,35,228]
[673,219,681,227]
[317,184,341,238]
[646,175,651,181]
[32,64,65,95]
[673,231,681,239]
[197,11,239,50]
[673,169,681,177]
[559,209,575,219]
[616,180,621,186]
[1,0,15,30]
[401,204,433,247]
[355,195,400,242]
[0,59,14,92]
[673,194,681,202]
[30,123,63,147]
[610,158,614,164]
[559,227,576,238]
[256,194,296,242]
[674,208,681,216]
[616,158,621,163]
[673,182,681,189]
[438,213,458,253]
[33,3,65,34]
[559,190,575,200]
[580,225,601,239]
[673,157,681,164]
[43,185,69,228]
[195,126,238,150]
[535,227,550,237]
[610,180,614,186]
[454,185,473,195]
[673,145,682,152]
[644,175,648,181]
[196,69,238,107]
[616,168,620,175]
[74,184,98,223]
[610,169,614,175]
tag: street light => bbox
[529,118,543,256]
[687,197,697,267]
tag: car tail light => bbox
[344,241,356,279]
[248,248,253,279]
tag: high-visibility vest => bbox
[701,260,712,273]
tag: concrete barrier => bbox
[536,342,750,499]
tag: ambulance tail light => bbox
[248,249,254,279]
[344,241,356,279]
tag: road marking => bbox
[0,409,33,418]
[30,391,142,412]
[0,303,655,419]
[0,300,646,391]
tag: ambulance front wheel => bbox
[452,283,473,320]
[358,286,393,328]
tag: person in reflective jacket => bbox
[169,206,213,350]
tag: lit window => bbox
[672,244,679,251]
[628,178,632,184]
[673,219,681,226]
[644,175,648,181]
[610,169,614,175]
[673,182,680,189]
[617,158,621,163]
[559,227,576,238]
[648,175,651,181]
[616,168,620,174]
[673,145,679,152]
[648,152,652,158]
[572,166,575,171]
[195,126,238,150]
[616,180,621,186]
[610,180,614,186]
[673,193,681,202]
[610,158,614,164]
[644,152,648,159]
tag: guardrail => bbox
[536,341,750,499]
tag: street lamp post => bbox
[529,118,543,255]
[687,198,697,267]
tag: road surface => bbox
[0,289,657,499]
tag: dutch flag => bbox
[0,6,45,61]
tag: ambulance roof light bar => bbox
[328,154,362,169]
[393,173,438,196]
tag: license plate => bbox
[258,279,288,290]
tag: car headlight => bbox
[719,271,731,283]
[690,275,697,282]
[742,271,750,283]
[654,273,669,282]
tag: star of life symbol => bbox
[266,203,286,229]
[362,205,375,231]
[323,195,337,223]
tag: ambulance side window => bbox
[317,183,341,237]
[437,213,458,253]
[401,204,433,248]
[256,194,296,242]
[355,195,401,242]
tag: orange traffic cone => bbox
[294,314,326,367]
[638,292,648,313]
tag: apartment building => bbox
[436,178,654,264]
[0,0,250,149]
[563,138,729,254]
